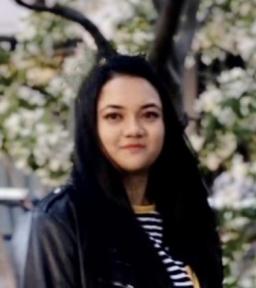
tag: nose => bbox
[123,117,145,138]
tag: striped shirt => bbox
[133,204,194,288]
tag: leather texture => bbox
[20,184,200,288]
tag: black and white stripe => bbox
[136,211,194,288]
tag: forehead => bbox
[97,75,162,109]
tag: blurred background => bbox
[0,0,255,287]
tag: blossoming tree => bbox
[0,0,255,286]
[1,0,199,184]
[191,0,256,286]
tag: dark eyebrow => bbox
[100,103,162,112]
[141,103,162,110]
[99,105,123,112]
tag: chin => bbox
[118,163,150,174]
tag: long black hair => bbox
[69,55,223,288]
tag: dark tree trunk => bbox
[149,0,200,127]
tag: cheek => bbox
[97,122,119,153]
[151,122,165,148]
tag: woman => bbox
[22,55,223,288]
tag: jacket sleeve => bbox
[21,209,79,288]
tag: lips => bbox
[121,144,146,149]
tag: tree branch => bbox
[149,0,200,128]
[149,0,185,74]
[0,36,17,51]
[14,0,116,59]
[152,0,166,12]
[174,0,200,71]
[198,3,219,27]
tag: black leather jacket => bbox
[21,185,85,288]
[20,184,200,288]
[20,184,162,288]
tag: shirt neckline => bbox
[132,203,156,213]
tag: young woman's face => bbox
[97,74,165,174]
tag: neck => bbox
[123,172,150,206]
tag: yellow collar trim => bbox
[132,204,156,213]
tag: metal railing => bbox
[0,158,46,288]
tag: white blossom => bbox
[240,97,252,117]
[210,155,256,209]
[188,134,205,152]
[237,37,255,60]
[204,153,222,171]
[18,86,46,106]
[18,25,36,41]
[0,97,10,114]
[195,86,222,113]
[86,0,134,38]
[217,107,236,127]
[26,67,56,86]
[3,114,21,138]
[0,133,3,149]
[45,0,57,7]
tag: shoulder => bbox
[32,183,77,237]
[21,185,79,288]
[37,183,74,214]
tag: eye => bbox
[104,113,122,122]
[143,111,160,120]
